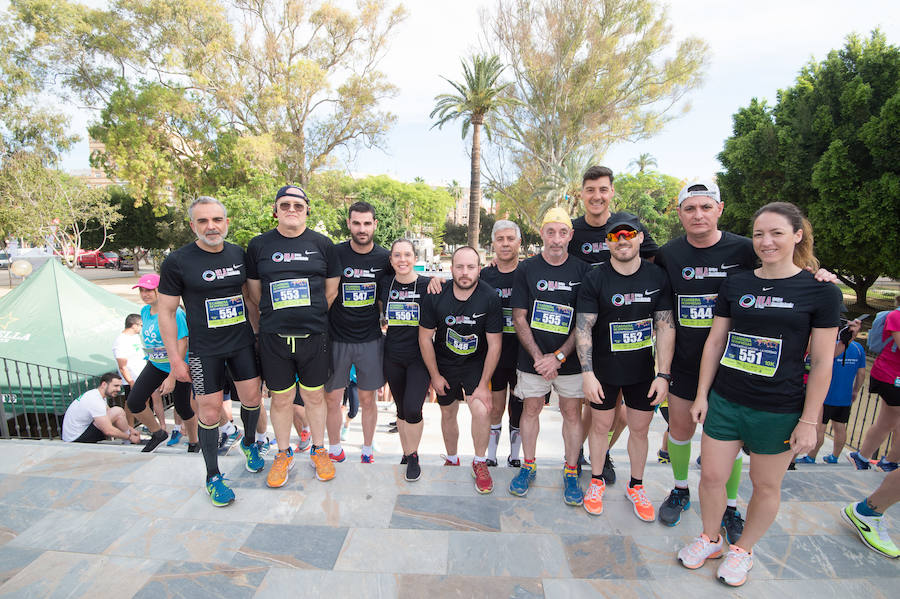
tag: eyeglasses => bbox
[277,201,307,212]
[606,229,639,243]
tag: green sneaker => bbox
[205,474,235,507]
[842,502,899,558]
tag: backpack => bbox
[868,308,900,355]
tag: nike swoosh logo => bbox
[232,264,243,269]
[304,250,318,255]
[568,281,581,286]
[721,264,739,269]
[762,287,774,291]
[644,289,660,295]
[370,268,382,272]
[472,313,486,318]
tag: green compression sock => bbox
[726,455,743,501]
[668,436,692,483]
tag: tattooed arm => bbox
[576,312,603,403]
[649,309,676,406]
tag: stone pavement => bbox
[0,402,897,598]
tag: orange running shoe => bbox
[310,447,335,481]
[583,478,606,515]
[266,448,295,488]
[625,484,655,522]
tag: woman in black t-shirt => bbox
[676,202,841,586]
[378,239,431,482]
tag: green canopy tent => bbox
[0,260,140,436]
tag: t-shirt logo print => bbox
[343,267,376,279]
[272,252,307,262]
[445,315,476,326]
[739,294,795,309]
[202,264,242,281]
[536,279,572,292]
[581,241,608,254]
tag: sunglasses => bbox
[606,229,639,243]
[277,201,307,212]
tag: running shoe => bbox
[485,458,498,467]
[722,507,745,545]
[441,454,460,466]
[361,453,375,464]
[142,429,169,453]
[658,487,691,526]
[405,452,421,482]
[848,451,872,470]
[602,452,616,485]
[563,467,583,506]
[297,429,311,452]
[507,457,521,468]
[256,437,271,457]
[240,439,264,473]
[677,533,724,569]
[329,449,346,463]
[266,447,294,488]
[310,447,335,481]
[625,484,655,522]
[583,478,606,515]
[472,460,493,494]
[823,454,839,464]
[187,443,200,453]
[508,463,536,497]
[657,449,670,464]
[876,457,899,473]
[400,455,408,465]
[717,545,753,586]
[206,474,235,507]
[696,455,702,467]
[794,455,815,464]
[166,430,183,446]
[842,502,900,558]
[340,425,348,441]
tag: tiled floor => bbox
[0,403,896,598]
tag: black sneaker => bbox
[507,456,521,468]
[405,452,421,482]
[602,452,616,485]
[400,455,408,465]
[187,443,200,453]
[141,429,168,453]
[485,458,498,467]
[722,506,744,544]
[658,487,691,526]
[388,426,399,434]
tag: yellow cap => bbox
[541,206,572,229]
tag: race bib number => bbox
[145,346,168,363]
[502,307,515,334]
[720,332,782,377]
[677,294,717,328]
[386,301,419,326]
[270,278,311,310]
[342,282,376,307]
[609,318,653,352]
[446,328,478,356]
[204,295,246,328]
[530,301,574,335]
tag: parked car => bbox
[117,253,135,271]
[77,250,119,268]
[0,252,9,269]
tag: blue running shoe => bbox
[240,440,265,473]
[508,464,536,497]
[166,430,183,447]
[206,474,235,507]
[563,467,583,506]
[823,454,839,464]
[794,455,815,464]
[848,451,871,470]
[877,457,899,473]
[658,487,691,526]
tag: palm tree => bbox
[534,149,599,217]
[431,54,517,249]
[629,153,658,174]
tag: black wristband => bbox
[655,373,673,383]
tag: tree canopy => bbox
[717,30,900,307]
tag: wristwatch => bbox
[655,373,673,383]
[554,350,566,363]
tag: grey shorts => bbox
[325,338,385,392]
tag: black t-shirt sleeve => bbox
[158,251,184,296]
[486,293,503,333]
[639,225,659,258]
[419,294,437,329]
[324,239,340,278]
[656,271,674,312]
[813,284,843,328]
[245,237,260,280]
[577,271,601,314]
[714,277,733,318]
[510,264,529,310]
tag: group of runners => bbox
[73,164,899,587]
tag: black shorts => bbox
[259,332,330,393]
[591,380,655,412]
[436,366,482,406]
[491,366,517,395]
[870,375,900,407]
[188,345,259,397]
[127,362,194,421]
[293,387,305,407]
[73,422,107,443]
[384,358,430,424]
[822,404,851,424]
[668,366,699,402]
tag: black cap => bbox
[606,212,642,233]
[275,185,309,205]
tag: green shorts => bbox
[703,390,800,455]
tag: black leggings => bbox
[508,395,523,429]
[126,362,194,420]
[383,358,429,424]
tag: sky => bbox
[58,0,900,187]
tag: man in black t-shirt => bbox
[508,208,589,505]
[419,247,503,494]
[158,196,265,508]
[575,213,675,520]
[246,185,341,487]
[479,220,523,468]
[324,201,392,464]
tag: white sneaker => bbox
[717,545,753,586]
[677,533,724,569]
